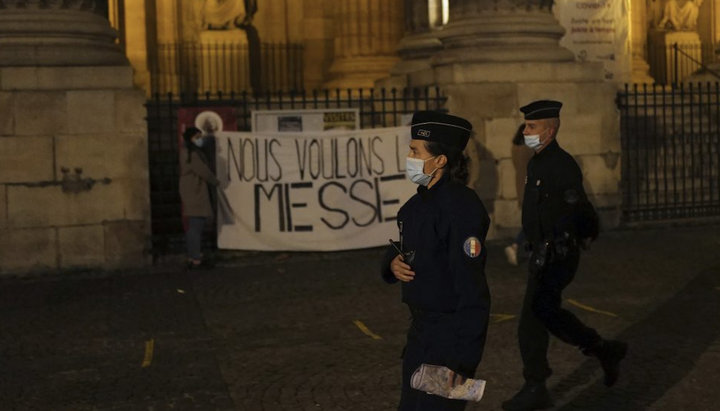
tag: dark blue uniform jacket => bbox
[382,174,491,314]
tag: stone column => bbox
[0,1,150,274]
[631,0,654,83]
[432,0,575,65]
[401,0,620,238]
[389,0,443,76]
[324,0,404,89]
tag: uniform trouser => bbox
[399,308,488,411]
[185,217,206,260]
[518,252,601,383]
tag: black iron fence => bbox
[146,87,447,255]
[151,42,304,95]
[618,82,720,222]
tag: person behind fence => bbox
[179,126,220,270]
[381,110,491,410]
[505,124,534,266]
[501,100,628,411]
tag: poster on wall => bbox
[554,0,631,82]
[215,126,414,251]
[252,109,360,133]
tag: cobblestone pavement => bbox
[1,225,719,410]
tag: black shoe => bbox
[598,340,627,386]
[584,339,628,387]
[502,382,553,411]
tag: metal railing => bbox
[672,43,720,85]
[648,42,716,85]
[618,82,720,222]
[146,87,447,255]
[151,42,304,95]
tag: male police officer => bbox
[382,111,491,410]
[502,100,628,411]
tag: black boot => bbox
[583,339,628,387]
[501,382,553,411]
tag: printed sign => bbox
[252,109,360,133]
[554,0,631,82]
[215,127,415,251]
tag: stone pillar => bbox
[630,0,654,83]
[324,0,404,89]
[0,1,150,274]
[389,0,442,76]
[432,0,575,65]
[124,0,152,93]
[402,0,621,238]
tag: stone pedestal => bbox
[0,4,150,275]
[648,30,703,84]
[324,0,404,89]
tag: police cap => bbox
[411,111,472,150]
[520,100,563,120]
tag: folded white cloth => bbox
[410,364,486,402]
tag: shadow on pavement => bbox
[552,266,720,410]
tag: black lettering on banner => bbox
[322,139,334,179]
[254,183,284,232]
[241,138,255,181]
[333,138,346,179]
[378,173,405,222]
[295,139,308,180]
[346,138,358,178]
[370,136,385,174]
[269,139,282,181]
[227,138,241,182]
[357,138,373,177]
[289,182,313,232]
[309,139,321,179]
[349,179,378,227]
[318,181,350,230]
[395,134,406,173]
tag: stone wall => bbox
[0,66,150,274]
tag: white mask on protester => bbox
[193,137,205,148]
[406,156,437,186]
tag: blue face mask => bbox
[193,137,205,148]
[406,156,437,186]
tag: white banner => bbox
[215,127,415,251]
[554,0,631,82]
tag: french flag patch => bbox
[463,236,481,258]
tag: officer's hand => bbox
[390,254,415,282]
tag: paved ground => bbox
[1,224,720,410]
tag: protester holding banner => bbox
[179,126,220,269]
[381,111,491,410]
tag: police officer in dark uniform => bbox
[381,111,491,411]
[502,100,628,411]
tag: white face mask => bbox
[523,134,541,150]
[524,129,547,150]
[193,137,205,148]
[406,156,437,186]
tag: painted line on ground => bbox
[490,314,516,323]
[142,339,155,368]
[353,320,382,340]
[566,299,618,318]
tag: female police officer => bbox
[381,111,491,410]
